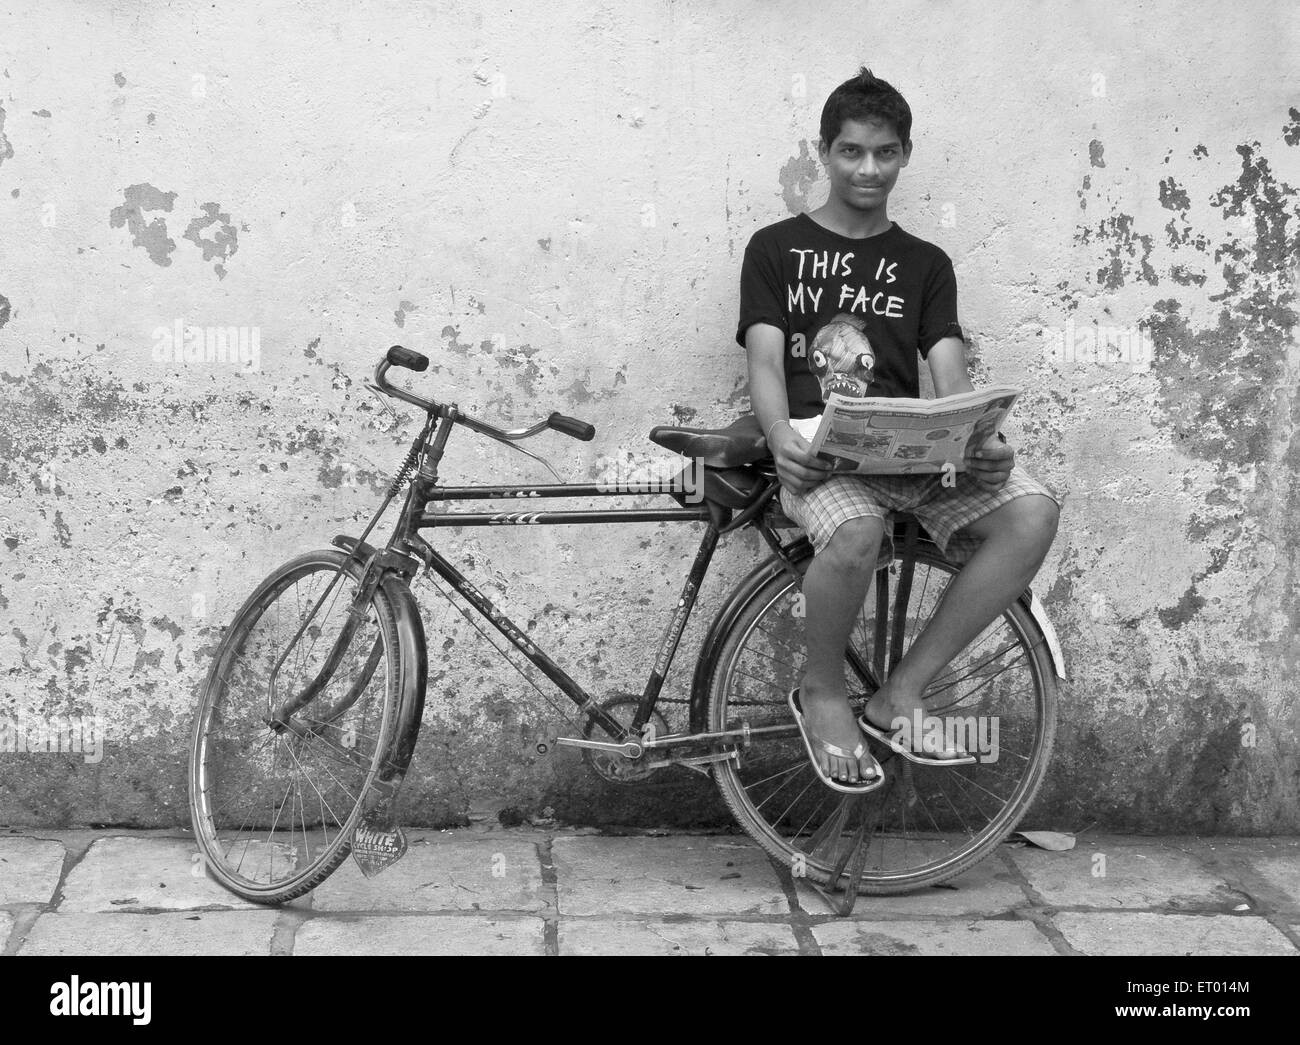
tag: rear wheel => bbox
[706,538,1057,895]
[189,549,403,904]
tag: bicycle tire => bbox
[705,539,1057,895]
[189,548,404,904]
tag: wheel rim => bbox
[191,557,396,897]
[712,552,1054,891]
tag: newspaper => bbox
[787,386,1021,476]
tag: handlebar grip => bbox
[547,412,596,441]
[386,345,429,372]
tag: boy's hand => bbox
[965,434,1014,490]
[769,423,834,494]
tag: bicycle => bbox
[188,345,1067,913]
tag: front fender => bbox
[377,572,427,785]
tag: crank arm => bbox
[554,736,644,758]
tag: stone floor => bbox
[2,828,1298,955]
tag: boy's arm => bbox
[926,336,975,398]
[746,323,832,494]
[926,333,1014,489]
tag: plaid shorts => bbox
[778,467,1064,566]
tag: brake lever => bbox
[502,440,565,483]
[364,382,398,420]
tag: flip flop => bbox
[858,706,978,766]
[788,689,884,794]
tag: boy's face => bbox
[818,118,911,212]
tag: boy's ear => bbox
[900,141,913,167]
[817,137,831,162]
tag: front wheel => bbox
[705,538,1057,895]
[189,549,404,904]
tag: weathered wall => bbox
[1,1,1297,831]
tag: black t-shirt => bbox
[736,213,964,418]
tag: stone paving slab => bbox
[17,912,279,956]
[552,835,788,916]
[794,849,1028,917]
[559,918,800,956]
[60,837,261,912]
[294,915,545,955]
[1185,840,1300,915]
[1252,856,1300,911]
[0,912,13,950]
[1052,912,1298,956]
[0,837,66,904]
[813,917,1057,956]
[1007,841,1241,909]
[310,834,546,912]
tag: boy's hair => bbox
[819,66,912,149]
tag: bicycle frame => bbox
[411,478,728,745]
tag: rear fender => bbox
[1019,587,1067,680]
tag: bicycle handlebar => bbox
[372,345,596,444]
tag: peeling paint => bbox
[109,184,177,266]
[440,324,473,354]
[1158,176,1191,211]
[395,300,418,328]
[182,202,239,279]
[778,139,819,214]
[1157,586,1206,629]
[1077,212,1158,289]
[0,293,10,330]
[0,101,13,167]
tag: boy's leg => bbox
[801,516,886,783]
[779,477,892,784]
[863,475,1061,727]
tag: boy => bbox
[737,67,1063,790]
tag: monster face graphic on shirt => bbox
[808,313,875,399]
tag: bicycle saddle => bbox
[649,414,771,468]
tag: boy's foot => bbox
[794,680,882,787]
[860,678,976,765]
